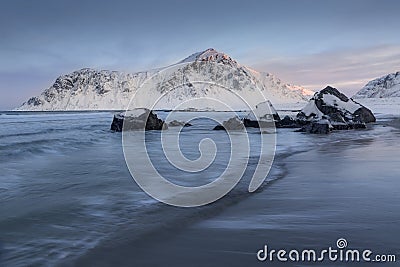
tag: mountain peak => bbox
[179,48,238,66]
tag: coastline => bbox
[1,112,398,266]
[59,148,296,267]
[63,117,400,267]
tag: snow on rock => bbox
[297,86,376,131]
[353,71,400,98]
[16,48,313,111]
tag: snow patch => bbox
[322,94,360,113]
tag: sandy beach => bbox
[63,117,400,267]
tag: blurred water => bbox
[0,112,398,266]
[0,111,273,266]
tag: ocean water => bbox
[0,111,268,266]
[0,112,399,266]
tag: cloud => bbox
[250,44,400,96]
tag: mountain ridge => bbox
[353,71,400,98]
[17,48,314,111]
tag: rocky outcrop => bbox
[295,86,375,133]
[167,120,192,127]
[244,100,280,128]
[275,115,304,128]
[298,86,375,123]
[296,120,333,134]
[352,108,376,123]
[213,117,245,131]
[111,108,167,132]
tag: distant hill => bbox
[353,71,400,98]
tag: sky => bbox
[1,0,400,110]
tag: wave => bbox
[62,147,296,265]
[0,124,109,139]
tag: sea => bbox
[0,111,399,266]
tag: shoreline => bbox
[60,128,326,267]
[1,114,398,266]
[59,144,306,266]
[62,117,399,267]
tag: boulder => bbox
[296,119,333,134]
[244,100,280,128]
[167,120,192,127]
[213,117,245,131]
[243,118,260,128]
[296,86,376,132]
[276,115,303,128]
[111,108,168,132]
[110,114,124,132]
[353,108,376,123]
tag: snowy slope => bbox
[353,71,400,98]
[17,69,153,111]
[17,48,314,111]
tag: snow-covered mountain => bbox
[353,71,400,98]
[17,48,314,111]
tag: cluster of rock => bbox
[167,120,192,127]
[213,117,245,131]
[110,87,376,134]
[111,109,194,132]
[281,86,375,133]
[243,100,280,128]
[110,108,167,132]
[239,86,376,134]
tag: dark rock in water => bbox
[242,118,275,129]
[213,117,245,131]
[296,86,376,132]
[353,107,376,123]
[276,115,303,128]
[168,120,192,127]
[297,120,333,134]
[353,123,367,129]
[111,108,167,132]
[244,100,280,128]
[331,122,366,130]
[110,115,124,131]
[272,113,280,121]
[243,118,260,128]
[213,125,225,131]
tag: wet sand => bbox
[65,119,400,267]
